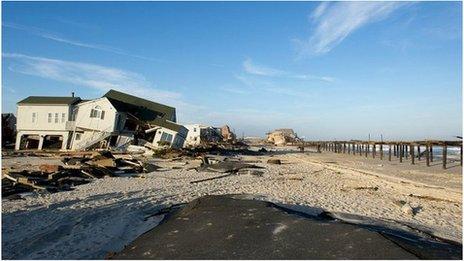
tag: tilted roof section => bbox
[103,89,176,122]
[148,118,185,132]
[18,96,81,105]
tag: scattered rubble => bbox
[2,151,150,198]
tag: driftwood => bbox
[190,173,235,184]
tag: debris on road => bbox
[267,159,282,165]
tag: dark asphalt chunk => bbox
[113,195,462,260]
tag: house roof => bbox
[17,96,81,105]
[148,118,184,132]
[103,89,176,122]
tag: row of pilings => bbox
[295,140,462,169]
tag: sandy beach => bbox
[2,148,462,259]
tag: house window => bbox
[48,113,52,123]
[160,132,173,143]
[75,133,81,140]
[32,112,37,123]
[61,113,66,123]
[54,113,59,123]
[194,128,197,132]
[90,106,105,119]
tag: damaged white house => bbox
[15,90,187,151]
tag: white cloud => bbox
[242,58,334,83]
[3,53,181,102]
[296,2,408,56]
[243,58,285,77]
[3,23,159,62]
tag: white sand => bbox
[2,152,462,259]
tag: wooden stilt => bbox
[417,146,421,161]
[425,144,430,166]
[388,144,392,161]
[460,144,463,166]
[372,144,376,158]
[410,144,414,165]
[380,144,383,160]
[430,145,433,162]
[442,144,447,169]
[399,143,403,163]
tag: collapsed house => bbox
[183,124,236,148]
[220,125,236,142]
[266,128,298,146]
[15,90,187,151]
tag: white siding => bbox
[74,98,118,132]
[17,104,71,131]
[183,124,202,147]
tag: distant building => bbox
[2,113,17,147]
[183,124,206,147]
[183,124,236,147]
[266,128,298,146]
[220,125,236,142]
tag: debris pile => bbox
[266,129,299,146]
[2,151,149,198]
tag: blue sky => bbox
[2,1,462,140]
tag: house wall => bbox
[73,98,118,132]
[152,126,188,149]
[17,104,72,131]
[183,124,202,147]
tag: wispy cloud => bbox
[243,58,334,83]
[243,58,285,77]
[3,53,181,102]
[3,22,160,62]
[296,2,408,56]
[221,86,249,95]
